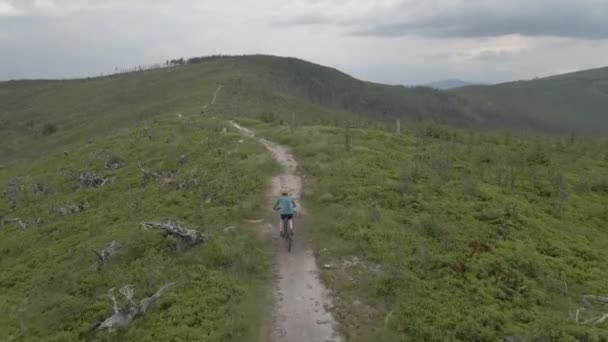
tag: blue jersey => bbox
[274,196,296,215]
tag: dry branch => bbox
[32,183,51,195]
[4,177,23,203]
[94,282,175,333]
[572,294,608,326]
[138,162,177,187]
[105,158,124,170]
[583,295,608,305]
[141,219,207,252]
[78,172,115,189]
[3,217,27,229]
[93,240,120,271]
[177,177,199,190]
[137,162,187,188]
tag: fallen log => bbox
[583,295,608,306]
[141,219,207,252]
[3,217,27,229]
[572,294,608,326]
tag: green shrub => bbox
[42,123,58,136]
[415,214,452,247]
[423,124,452,140]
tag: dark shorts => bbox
[280,214,293,220]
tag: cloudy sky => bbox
[1,0,608,84]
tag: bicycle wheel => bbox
[283,218,292,252]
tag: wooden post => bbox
[345,123,352,152]
[396,119,401,134]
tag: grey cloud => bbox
[2,0,608,84]
[279,0,608,40]
[0,5,201,80]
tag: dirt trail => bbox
[231,122,342,342]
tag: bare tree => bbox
[93,283,175,333]
[93,240,120,271]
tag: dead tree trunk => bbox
[93,282,175,333]
[345,125,352,152]
[93,240,120,271]
[141,220,208,252]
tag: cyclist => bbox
[273,190,296,237]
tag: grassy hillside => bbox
[247,119,608,341]
[3,55,608,166]
[454,67,608,134]
[0,55,499,165]
[235,56,477,124]
[3,54,608,341]
[0,114,278,341]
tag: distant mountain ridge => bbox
[424,79,484,90]
[453,66,608,134]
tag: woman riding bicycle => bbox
[273,190,296,237]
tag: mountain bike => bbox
[280,216,294,252]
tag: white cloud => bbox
[0,1,21,16]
